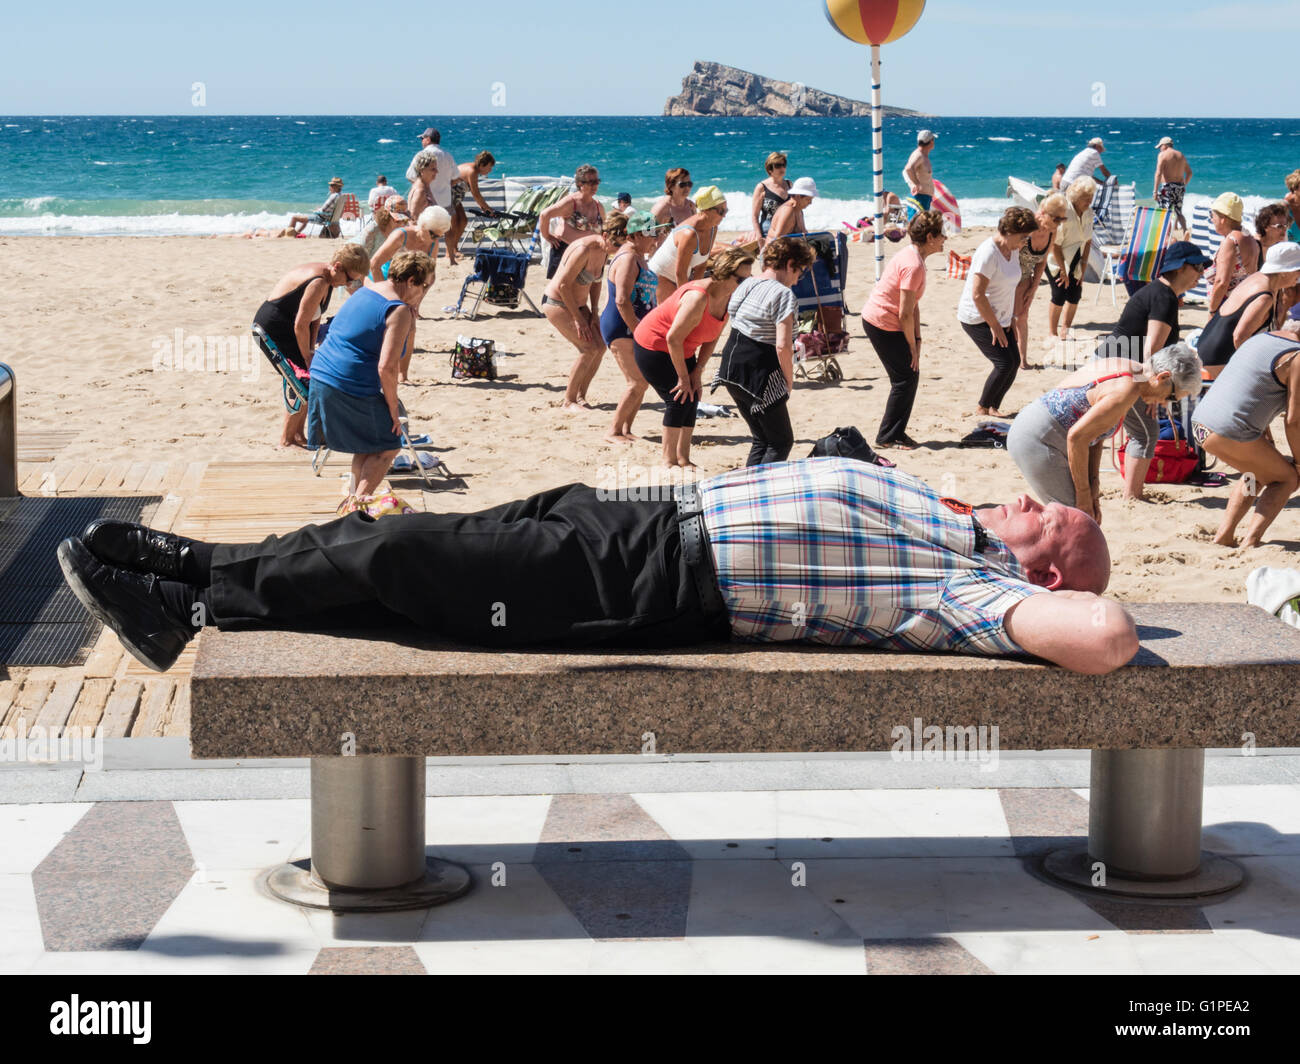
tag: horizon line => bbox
[4,113,1299,121]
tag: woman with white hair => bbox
[407,151,439,221]
[1007,342,1203,525]
[367,205,451,381]
[765,177,817,241]
[1192,317,1300,548]
[1047,177,1097,340]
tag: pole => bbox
[870,45,884,282]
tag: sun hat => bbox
[693,185,727,211]
[1158,240,1213,274]
[1261,241,1300,275]
[917,129,936,144]
[625,210,664,236]
[1156,136,1173,148]
[788,176,819,198]
[1210,192,1244,222]
[386,199,411,222]
[328,177,343,189]
[1088,137,1105,150]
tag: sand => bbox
[0,229,1292,605]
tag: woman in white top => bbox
[957,206,1040,417]
[647,184,729,302]
[1047,177,1097,341]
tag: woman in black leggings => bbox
[712,236,816,465]
[956,206,1039,417]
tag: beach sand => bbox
[0,229,1292,605]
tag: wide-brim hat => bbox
[693,185,727,211]
[1261,241,1300,275]
[1210,192,1244,222]
[788,176,818,198]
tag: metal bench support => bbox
[1043,749,1244,900]
[1,363,16,497]
[261,756,472,912]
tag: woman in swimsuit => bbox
[1197,242,1300,379]
[446,152,497,261]
[599,212,661,442]
[650,168,697,239]
[1006,344,1203,525]
[543,214,624,410]
[253,244,371,448]
[1012,194,1068,367]
[1206,192,1260,313]
[647,184,729,302]
[748,151,792,246]
[765,176,816,242]
[538,164,606,281]
[407,152,438,221]
[368,207,450,381]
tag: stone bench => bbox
[190,602,1300,912]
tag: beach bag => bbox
[336,492,417,519]
[947,251,972,280]
[959,421,1010,449]
[1116,406,1199,484]
[809,426,895,468]
[451,336,497,380]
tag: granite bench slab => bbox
[189,603,1300,759]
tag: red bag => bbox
[1117,438,1199,484]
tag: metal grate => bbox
[0,496,161,667]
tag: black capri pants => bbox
[634,340,698,428]
[862,319,919,444]
[960,320,1021,411]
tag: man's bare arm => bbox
[1003,592,1139,674]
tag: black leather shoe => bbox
[57,537,194,672]
[81,519,196,581]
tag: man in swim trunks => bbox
[1154,136,1192,233]
[903,131,937,211]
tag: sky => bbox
[1,0,1293,117]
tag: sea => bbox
[2,115,1297,237]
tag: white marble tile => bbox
[1209,929,1300,974]
[28,950,153,975]
[138,870,319,974]
[414,937,593,975]
[0,874,46,961]
[417,863,590,945]
[588,939,714,974]
[775,789,1014,859]
[630,791,779,859]
[801,858,951,938]
[424,795,553,865]
[1128,932,1269,975]
[687,933,864,975]
[0,804,94,873]
[1201,786,1300,856]
[1203,856,1300,935]
[955,930,1140,975]
[172,799,309,872]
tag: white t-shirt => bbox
[1062,147,1103,189]
[368,185,397,209]
[957,238,1022,327]
[404,145,457,207]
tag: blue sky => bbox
[1,0,1291,117]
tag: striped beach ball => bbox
[823,0,926,45]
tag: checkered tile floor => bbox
[3,785,1299,974]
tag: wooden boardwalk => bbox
[2,443,415,740]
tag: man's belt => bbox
[674,483,727,617]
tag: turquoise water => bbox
[3,114,1297,234]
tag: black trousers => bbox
[208,484,730,648]
[862,320,919,443]
[961,321,1020,410]
[726,386,793,466]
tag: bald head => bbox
[976,496,1111,594]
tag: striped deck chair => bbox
[1091,184,1138,304]
[1185,204,1257,306]
[1116,206,1175,295]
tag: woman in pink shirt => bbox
[860,210,947,448]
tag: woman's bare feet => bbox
[561,399,586,412]
[603,432,634,444]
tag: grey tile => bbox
[32,802,194,951]
[1081,898,1212,934]
[865,937,994,975]
[309,946,426,975]
[535,860,692,941]
[534,794,690,863]
[998,787,1089,856]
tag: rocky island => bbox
[664,60,929,118]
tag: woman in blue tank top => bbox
[307,251,435,501]
[599,211,663,442]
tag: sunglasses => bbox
[581,179,600,186]
[677,180,693,188]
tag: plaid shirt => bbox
[698,458,1044,656]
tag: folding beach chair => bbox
[337,193,363,237]
[300,193,347,239]
[1092,184,1138,305]
[252,325,451,484]
[1115,206,1174,295]
[788,231,850,383]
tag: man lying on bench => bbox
[57,457,1138,676]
